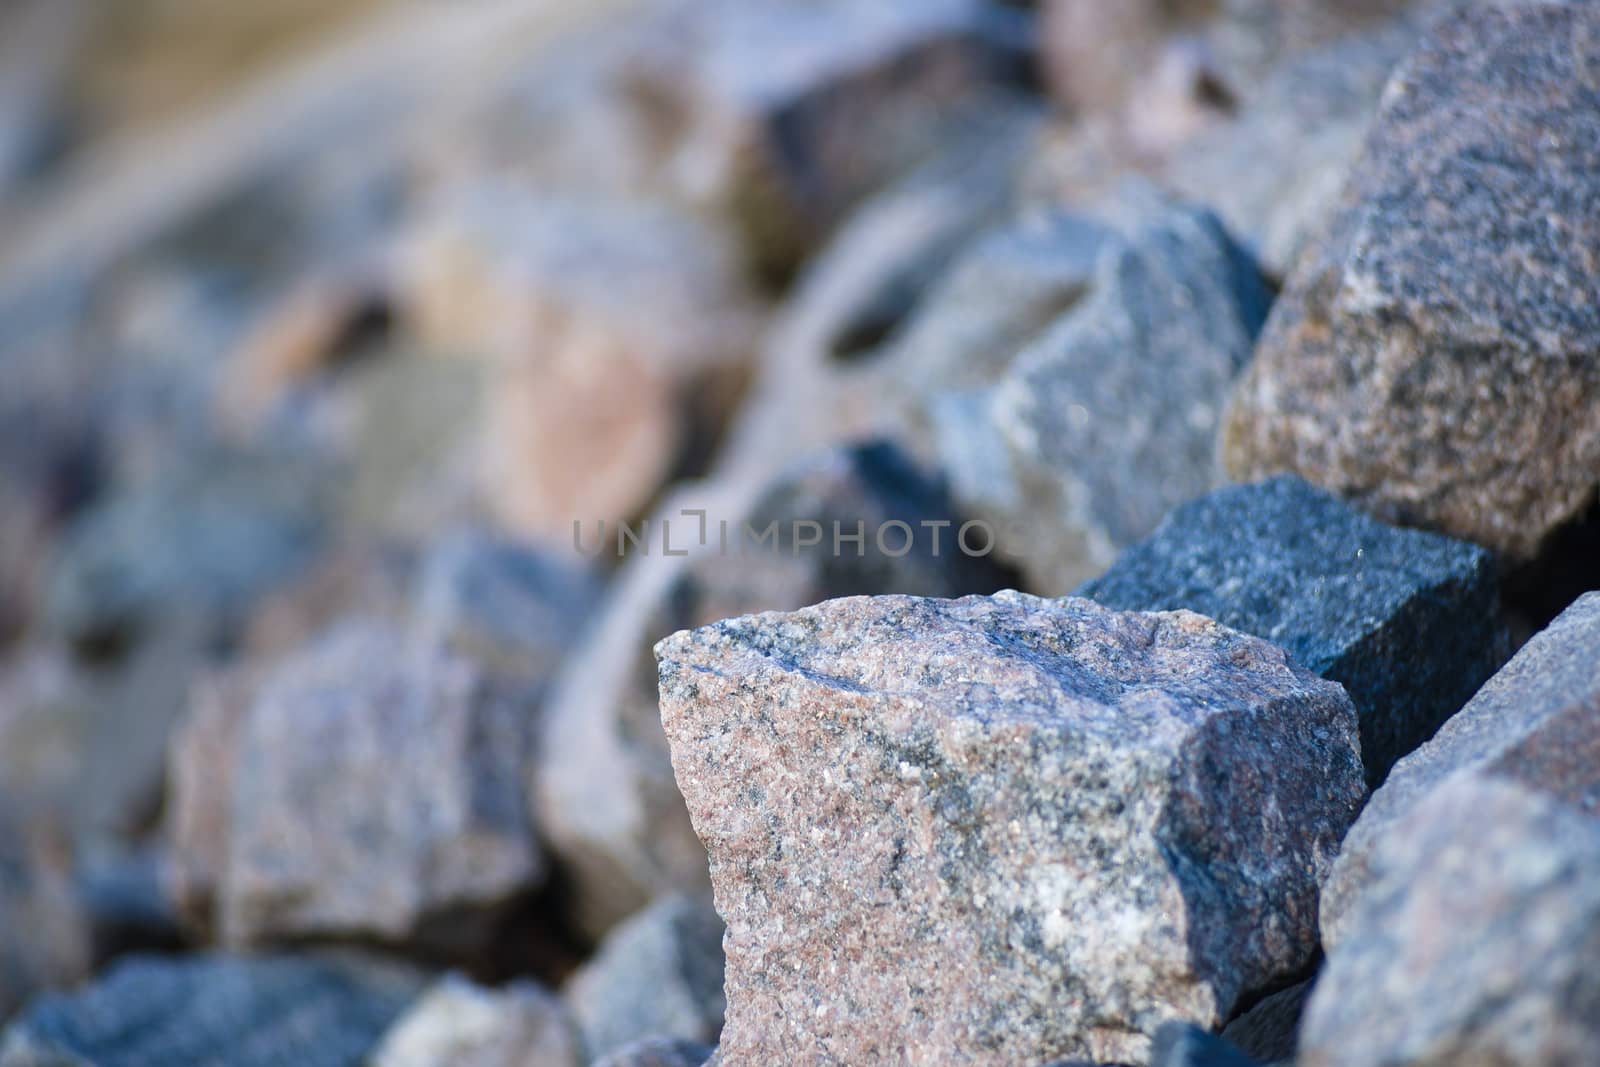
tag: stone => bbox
[1321,591,1600,945]
[1222,2,1600,562]
[1300,775,1600,1067]
[0,951,424,1067]
[1221,979,1313,1064]
[536,444,1013,939]
[564,895,725,1061]
[1079,475,1509,785]
[209,618,545,952]
[43,447,328,647]
[626,0,1031,279]
[370,974,582,1067]
[593,1037,714,1067]
[657,592,1365,1063]
[403,186,764,542]
[1163,16,1421,278]
[934,186,1271,593]
[0,809,89,1022]
[1151,1022,1263,1067]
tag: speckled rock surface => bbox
[0,952,424,1067]
[1321,591,1600,944]
[1222,2,1600,561]
[939,187,1271,593]
[371,974,582,1067]
[564,895,725,1061]
[213,619,545,952]
[657,592,1364,1064]
[1301,775,1600,1067]
[536,444,1012,940]
[1080,475,1509,785]
[593,1037,714,1067]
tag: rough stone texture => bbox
[370,974,582,1067]
[208,618,544,952]
[536,444,1012,939]
[1221,979,1313,1064]
[657,592,1365,1064]
[627,0,1030,279]
[1222,2,1600,562]
[404,186,764,542]
[1080,475,1509,785]
[935,186,1271,593]
[565,895,725,1061]
[0,808,89,1022]
[1151,1022,1263,1067]
[1301,775,1600,1067]
[593,1037,714,1067]
[0,951,424,1067]
[1321,591,1600,945]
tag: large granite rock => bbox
[0,952,424,1067]
[657,592,1364,1063]
[182,619,544,952]
[1222,2,1600,561]
[933,187,1271,593]
[627,0,1031,279]
[535,443,1012,939]
[1301,775,1600,1067]
[1321,591,1600,944]
[371,975,582,1067]
[1080,475,1509,785]
[564,895,725,1061]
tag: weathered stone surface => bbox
[565,895,725,1061]
[627,0,1030,279]
[404,186,763,542]
[1080,475,1509,785]
[0,809,89,1022]
[935,186,1270,593]
[1301,775,1600,1067]
[371,974,581,1067]
[0,951,424,1067]
[593,1037,714,1067]
[1222,2,1600,561]
[1221,979,1312,1064]
[1321,591,1600,945]
[536,444,1012,939]
[657,592,1364,1063]
[208,619,544,951]
[1151,1022,1263,1067]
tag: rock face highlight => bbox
[1223,2,1600,561]
[1081,475,1508,785]
[657,592,1364,1064]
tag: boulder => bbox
[201,619,544,953]
[1222,2,1600,561]
[1080,475,1509,785]
[535,444,1013,939]
[564,895,725,1061]
[0,952,424,1067]
[1321,591,1600,944]
[657,592,1364,1063]
[1301,775,1600,1067]
[931,186,1271,592]
[625,0,1032,279]
[371,974,582,1067]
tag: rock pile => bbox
[0,0,1595,1064]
